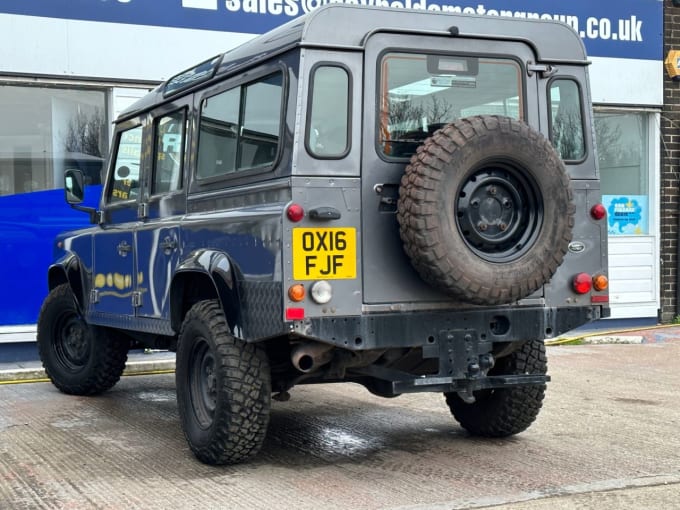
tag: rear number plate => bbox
[292,227,356,280]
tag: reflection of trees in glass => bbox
[63,108,106,157]
[427,95,453,124]
[552,110,584,160]
[594,116,641,168]
[386,94,454,136]
[594,116,621,166]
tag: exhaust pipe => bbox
[291,342,334,373]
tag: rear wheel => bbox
[37,284,128,395]
[176,300,271,465]
[444,340,547,437]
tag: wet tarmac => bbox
[1,343,680,509]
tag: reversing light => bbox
[592,274,609,291]
[590,204,606,221]
[287,203,304,222]
[288,284,305,302]
[310,280,333,304]
[573,273,592,294]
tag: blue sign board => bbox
[603,195,649,236]
[0,0,663,61]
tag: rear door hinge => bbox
[90,289,99,304]
[527,62,557,78]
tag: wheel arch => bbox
[170,249,243,338]
[47,254,87,314]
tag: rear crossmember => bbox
[350,328,549,397]
[352,364,550,396]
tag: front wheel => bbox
[37,284,129,395]
[176,300,271,465]
[444,340,547,437]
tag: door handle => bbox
[117,241,132,257]
[160,237,177,254]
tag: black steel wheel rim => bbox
[54,312,91,372]
[456,163,543,262]
[188,338,217,429]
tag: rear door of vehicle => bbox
[361,33,539,305]
[135,102,190,321]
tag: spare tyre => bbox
[397,115,574,305]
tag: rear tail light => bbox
[286,203,304,222]
[573,273,592,294]
[590,203,606,221]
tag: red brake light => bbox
[573,273,592,294]
[590,204,606,221]
[286,203,304,222]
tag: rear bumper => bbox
[289,305,605,350]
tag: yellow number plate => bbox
[292,227,356,280]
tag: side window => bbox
[197,72,282,180]
[239,74,282,168]
[107,125,143,204]
[197,88,239,178]
[153,110,186,195]
[549,79,585,161]
[306,65,350,158]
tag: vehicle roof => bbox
[119,4,587,121]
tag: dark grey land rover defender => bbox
[38,5,609,465]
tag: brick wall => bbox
[661,0,680,323]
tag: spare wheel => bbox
[397,115,574,305]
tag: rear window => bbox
[549,79,585,161]
[379,52,523,158]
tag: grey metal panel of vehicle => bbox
[284,177,362,318]
[543,182,608,308]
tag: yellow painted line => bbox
[546,323,678,346]
[0,378,51,385]
[0,368,175,386]
[123,369,175,377]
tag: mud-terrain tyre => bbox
[176,300,271,465]
[444,340,547,437]
[397,115,574,305]
[37,284,129,395]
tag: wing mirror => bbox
[64,169,99,224]
[64,169,85,204]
